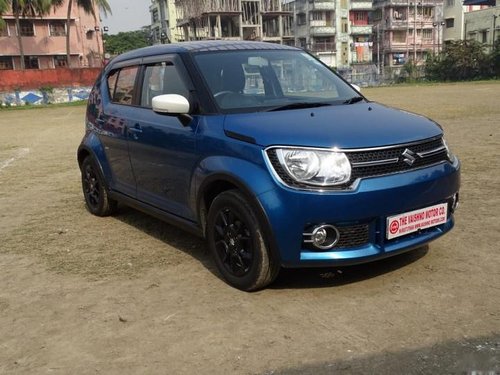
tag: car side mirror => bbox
[152,94,190,115]
[351,84,361,92]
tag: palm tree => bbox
[65,0,111,68]
[0,0,9,29]
[10,0,61,70]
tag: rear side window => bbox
[108,66,139,105]
[140,62,189,108]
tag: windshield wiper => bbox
[265,102,332,112]
[343,96,364,105]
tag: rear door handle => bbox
[128,124,143,139]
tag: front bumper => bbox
[258,159,461,267]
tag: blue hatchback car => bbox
[78,41,460,291]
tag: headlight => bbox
[274,148,351,186]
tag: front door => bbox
[127,57,199,221]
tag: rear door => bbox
[98,62,141,197]
[128,54,199,221]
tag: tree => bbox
[103,29,152,56]
[0,0,8,29]
[425,40,491,81]
[65,0,111,67]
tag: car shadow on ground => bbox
[260,333,500,375]
[113,206,428,290]
[271,246,428,290]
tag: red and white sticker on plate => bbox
[386,203,448,240]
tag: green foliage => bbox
[0,0,8,29]
[491,39,500,78]
[104,30,152,56]
[424,40,493,81]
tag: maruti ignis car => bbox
[78,41,460,291]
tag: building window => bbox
[311,12,324,21]
[24,56,39,69]
[49,21,66,36]
[341,18,348,33]
[19,20,35,36]
[152,8,159,23]
[446,0,455,6]
[481,30,488,43]
[393,9,405,20]
[54,55,68,68]
[297,13,306,26]
[0,23,9,37]
[423,7,432,17]
[0,56,14,70]
[445,18,454,28]
[423,29,433,39]
[393,30,406,43]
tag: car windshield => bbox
[193,49,361,113]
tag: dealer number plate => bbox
[386,203,448,240]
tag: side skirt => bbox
[109,190,204,238]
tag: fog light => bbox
[312,227,328,247]
[304,224,340,250]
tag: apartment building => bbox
[0,0,103,70]
[463,0,499,50]
[149,0,181,44]
[291,0,373,68]
[172,0,294,45]
[372,0,444,70]
[442,0,487,42]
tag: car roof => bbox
[111,40,300,65]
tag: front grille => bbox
[267,137,450,190]
[303,224,370,251]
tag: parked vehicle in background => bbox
[78,41,460,291]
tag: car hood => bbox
[223,102,443,149]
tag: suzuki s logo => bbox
[401,149,417,166]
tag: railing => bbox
[310,42,336,52]
[351,25,373,34]
[310,26,337,35]
[310,0,336,10]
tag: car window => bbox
[112,66,139,105]
[107,69,119,99]
[194,50,356,112]
[140,62,189,108]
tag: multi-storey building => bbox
[290,0,373,68]
[149,0,181,44]
[463,0,499,50]
[442,0,487,43]
[372,0,444,70]
[171,0,294,45]
[0,0,103,70]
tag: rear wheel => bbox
[81,156,117,216]
[207,190,279,291]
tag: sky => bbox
[100,0,151,34]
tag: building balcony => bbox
[351,25,373,34]
[310,26,337,35]
[310,0,336,10]
[350,1,373,10]
[310,41,336,52]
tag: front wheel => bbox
[207,190,279,291]
[81,156,117,217]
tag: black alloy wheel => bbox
[207,190,279,291]
[81,157,117,216]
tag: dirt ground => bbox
[1,82,499,374]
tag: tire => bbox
[81,156,117,217]
[207,190,279,291]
